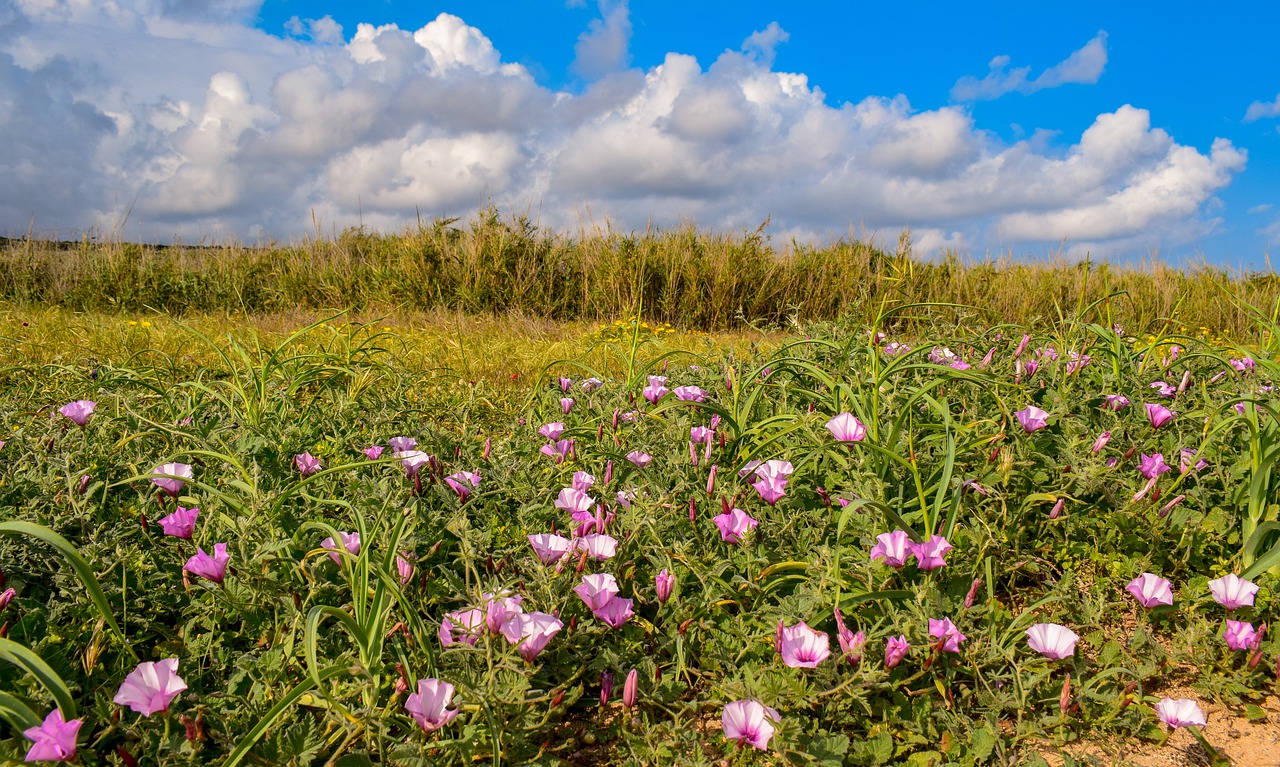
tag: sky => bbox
[2,0,1279,267]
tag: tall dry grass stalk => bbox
[1,209,1275,337]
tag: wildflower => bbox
[673,385,706,402]
[58,400,96,427]
[1158,494,1185,518]
[559,377,573,392]
[642,376,670,404]
[577,534,618,560]
[1025,623,1080,660]
[869,530,913,568]
[388,436,417,452]
[833,608,865,663]
[575,573,620,611]
[0,587,14,612]
[826,413,867,442]
[444,471,480,500]
[1049,498,1065,519]
[499,612,563,661]
[405,679,459,733]
[396,449,432,477]
[961,479,989,496]
[1013,334,1030,359]
[157,506,199,539]
[1145,403,1174,429]
[528,533,573,565]
[1126,573,1174,608]
[1065,352,1091,375]
[929,618,966,652]
[293,452,321,477]
[1022,359,1040,377]
[1103,394,1130,411]
[599,671,614,705]
[593,596,634,628]
[397,553,414,584]
[1138,453,1172,480]
[616,489,635,508]
[883,342,910,355]
[1015,406,1049,433]
[183,544,230,584]
[884,635,910,668]
[439,609,484,647]
[538,422,565,441]
[655,569,674,604]
[363,445,384,460]
[1224,620,1259,651]
[722,700,781,750]
[151,462,194,497]
[626,451,653,468]
[1149,381,1176,398]
[581,377,604,392]
[690,426,713,444]
[321,532,360,564]
[978,347,996,368]
[622,668,638,708]
[483,592,524,634]
[1235,402,1250,416]
[777,621,831,668]
[929,347,958,365]
[751,459,794,506]
[713,507,758,543]
[1091,431,1112,454]
[23,709,81,763]
[572,471,596,492]
[113,658,187,716]
[539,440,572,463]
[554,487,595,516]
[1179,448,1208,474]
[910,536,952,571]
[1230,357,1256,372]
[1208,574,1259,611]
[1037,346,1059,361]
[1155,698,1206,728]
[706,464,718,495]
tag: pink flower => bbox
[528,533,573,565]
[1025,623,1080,660]
[444,471,480,500]
[713,507,758,543]
[599,671,614,705]
[483,592,524,634]
[1179,448,1208,474]
[642,376,670,404]
[833,609,865,664]
[1208,574,1259,610]
[539,440,572,463]
[0,587,14,612]
[1138,453,1171,480]
[396,449,432,477]
[1065,352,1091,375]
[1224,620,1259,651]
[910,536,952,571]
[1015,406,1049,433]
[554,487,595,515]
[1103,394,1130,411]
[387,436,417,452]
[626,451,653,468]
[929,347,958,365]
[538,422,565,441]
[826,413,867,442]
[183,544,229,584]
[151,462,193,497]
[363,445,384,460]
[1145,403,1174,429]
[655,569,674,604]
[23,709,81,762]
[575,573,620,611]
[1150,381,1176,398]
[321,531,360,564]
[405,679,459,732]
[1037,346,1059,361]
[396,553,414,584]
[113,658,187,716]
[577,534,618,560]
[929,618,966,652]
[884,635,910,668]
[616,490,635,508]
[1013,335,1031,359]
[572,471,596,492]
[751,459,794,506]
[870,531,913,568]
[622,668,638,708]
[883,342,910,356]
[293,452,321,476]
[722,700,781,750]
[157,505,199,539]
[1231,357,1256,372]
[690,426,713,444]
[593,596,635,628]
[1126,573,1173,608]
[58,400,96,426]
[438,608,484,647]
[499,611,563,661]
[777,621,831,668]
[673,385,706,402]
[560,397,575,414]
[1155,698,1206,728]
[582,377,604,392]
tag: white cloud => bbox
[571,0,631,80]
[285,15,344,45]
[1245,93,1280,122]
[0,5,1246,258]
[952,32,1108,102]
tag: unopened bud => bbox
[622,668,638,708]
[706,464,718,495]
[1049,498,1065,519]
[963,578,982,609]
[1059,673,1071,716]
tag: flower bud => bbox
[622,668,638,708]
[599,671,614,706]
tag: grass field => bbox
[2,232,1280,766]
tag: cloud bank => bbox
[0,2,1246,257]
[951,32,1109,102]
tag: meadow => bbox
[2,219,1280,766]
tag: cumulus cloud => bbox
[0,7,1245,257]
[1245,93,1280,122]
[571,0,631,80]
[952,31,1108,102]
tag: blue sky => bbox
[2,0,1278,267]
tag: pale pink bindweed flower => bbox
[499,612,563,661]
[826,413,867,442]
[396,449,433,477]
[158,506,199,539]
[538,422,565,441]
[751,459,794,506]
[869,531,912,568]
[387,436,417,452]
[1155,698,1206,728]
[572,471,596,492]
[910,536,952,571]
[1146,403,1174,429]
[184,544,229,584]
[1091,431,1112,454]
[713,507,758,543]
[575,573,619,611]
[1208,574,1259,611]
[58,400,96,427]
[642,376,669,404]
[1103,394,1130,411]
[363,445,384,460]
[528,533,574,565]
[113,658,187,716]
[483,592,524,634]
[721,700,781,750]
[622,668,638,708]
[593,595,634,628]
[777,621,831,668]
[23,709,82,763]
[554,486,595,515]
[1138,453,1172,480]
[1025,623,1080,660]
[929,618,966,652]
[439,608,484,647]
[321,531,360,564]
[539,440,572,463]
[577,534,618,560]
[626,450,653,468]
[405,679,460,732]
[559,377,573,392]
[151,462,194,497]
[1126,573,1174,608]
[294,452,322,476]
[560,397,575,414]
[1015,406,1050,433]
[1224,620,1260,651]
[444,471,480,500]
[673,385,706,402]
[884,635,910,668]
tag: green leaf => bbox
[0,638,77,719]
[970,725,996,761]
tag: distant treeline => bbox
[1,210,1276,337]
